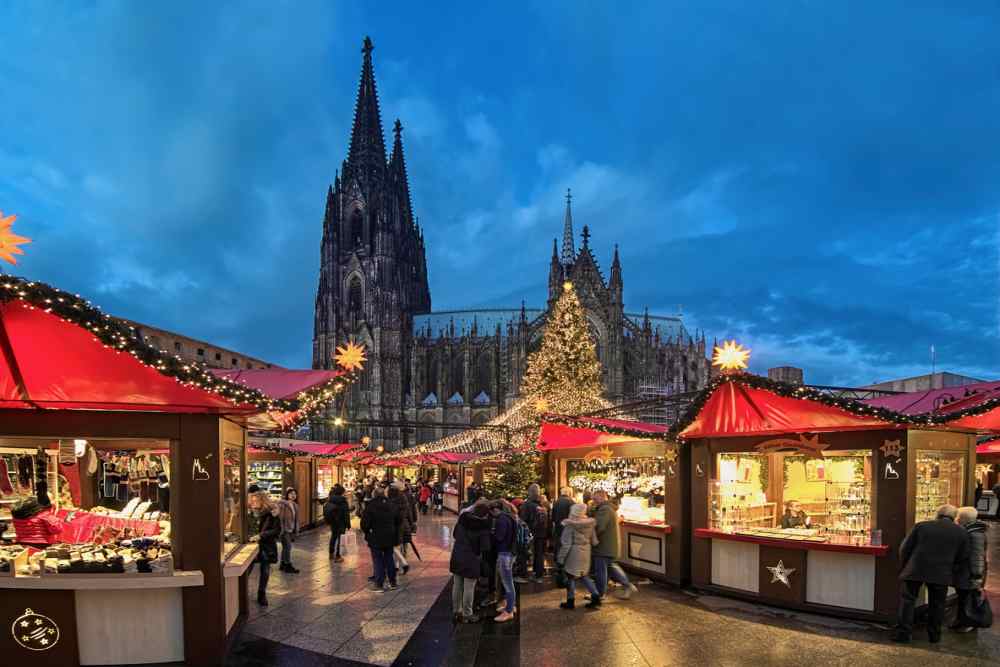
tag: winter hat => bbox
[569,503,588,519]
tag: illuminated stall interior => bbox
[709,450,873,545]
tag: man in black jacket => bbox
[323,484,350,562]
[895,504,971,643]
[361,486,401,591]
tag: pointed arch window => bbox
[350,209,364,248]
[347,276,363,329]
[476,351,492,397]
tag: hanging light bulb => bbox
[73,439,88,457]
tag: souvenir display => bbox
[22,539,173,576]
[914,450,966,522]
[566,457,666,526]
[709,450,876,546]
[248,460,284,500]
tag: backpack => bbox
[515,517,534,550]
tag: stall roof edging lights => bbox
[673,372,1000,440]
[0,274,358,422]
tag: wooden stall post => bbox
[175,415,228,665]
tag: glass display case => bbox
[709,450,875,546]
[223,446,244,558]
[248,460,283,500]
[316,463,336,502]
[914,450,965,522]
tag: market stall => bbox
[538,416,686,584]
[679,370,977,621]
[0,276,360,665]
[0,285,258,666]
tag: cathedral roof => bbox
[414,309,545,339]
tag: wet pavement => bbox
[229,512,459,666]
[227,518,1000,666]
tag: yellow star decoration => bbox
[334,341,367,372]
[663,448,679,465]
[533,397,550,412]
[712,340,751,372]
[0,211,31,265]
[880,439,904,459]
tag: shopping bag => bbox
[554,564,568,589]
[965,589,993,628]
[341,530,357,551]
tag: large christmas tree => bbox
[520,281,604,415]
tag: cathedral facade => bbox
[312,38,711,450]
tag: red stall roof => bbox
[865,380,1000,415]
[538,416,669,451]
[211,368,345,400]
[0,300,255,414]
[678,377,900,439]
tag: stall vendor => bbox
[781,500,811,529]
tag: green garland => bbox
[670,372,986,441]
[0,273,359,429]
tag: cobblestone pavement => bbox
[231,512,458,666]
[229,519,1000,666]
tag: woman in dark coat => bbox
[324,484,350,562]
[388,484,413,574]
[249,491,282,606]
[450,501,491,622]
[953,506,991,631]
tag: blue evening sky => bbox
[2,2,998,385]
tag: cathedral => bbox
[312,38,711,450]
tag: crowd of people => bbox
[446,483,639,624]
[246,474,992,640]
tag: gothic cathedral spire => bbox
[560,188,575,267]
[346,36,387,184]
[313,37,431,450]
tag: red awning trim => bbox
[677,376,903,439]
[537,420,670,451]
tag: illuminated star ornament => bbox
[0,211,31,265]
[712,340,751,373]
[880,439,904,459]
[334,341,367,372]
[766,560,796,588]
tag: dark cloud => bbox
[1,2,998,385]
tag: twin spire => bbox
[560,188,575,266]
[347,36,386,171]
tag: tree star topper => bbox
[334,341,367,372]
[766,560,796,588]
[712,340,750,372]
[0,211,31,265]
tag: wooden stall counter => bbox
[0,570,204,666]
[443,490,460,514]
[695,528,889,614]
[618,521,673,579]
